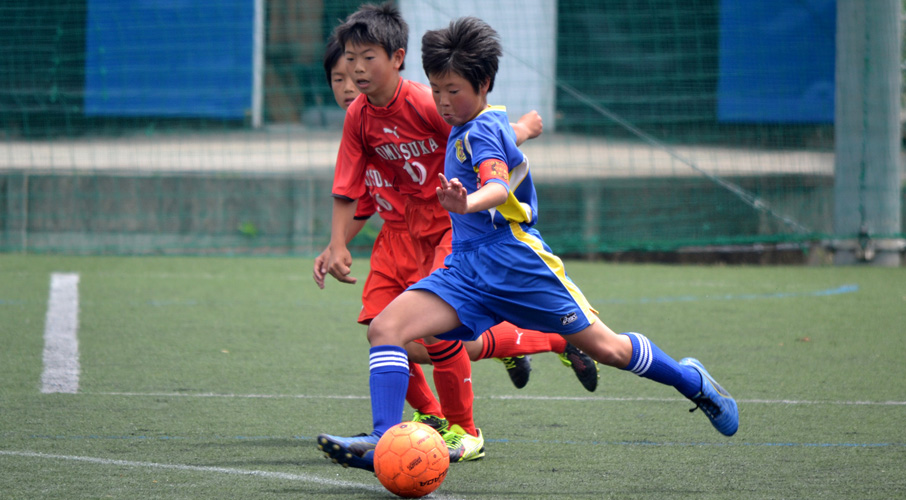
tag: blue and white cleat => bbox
[680,358,739,436]
[316,432,379,472]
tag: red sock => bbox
[478,322,568,359]
[424,339,476,436]
[406,362,443,418]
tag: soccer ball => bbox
[374,421,450,498]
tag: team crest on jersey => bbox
[454,139,466,163]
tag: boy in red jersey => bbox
[314,35,449,433]
[316,3,597,467]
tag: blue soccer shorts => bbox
[409,222,598,341]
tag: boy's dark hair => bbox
[421,16,501,93]
[335,2,408,71]
[323,34,343,85]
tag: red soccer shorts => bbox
[357,220,422,324]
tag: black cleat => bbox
[559,343,599,392]
[500,355,532,389]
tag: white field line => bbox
[0,450,468,500]
[41,273,80,394]
[89,391,906,406]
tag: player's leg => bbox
[318,289,463,471]
[403,326,487,462]
[493,224,737,436]
[399,345,450,432]
[357,230,446,429]
[317,229,449,469]
[421,338,474,433]
[422,336,485,462]
[474,322,599,391]
[405,360,446,426]
[408,215,485,460]
[564,321,739,436]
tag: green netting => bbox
[0,0,903,257]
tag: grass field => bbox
[1,254,904,499]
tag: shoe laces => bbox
[500,356,523,370]
[689,395,720,419]
[442,430,464,449]
[413,413,448,433]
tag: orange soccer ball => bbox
[373,421,450,498]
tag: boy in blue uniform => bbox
[317,16,739,472]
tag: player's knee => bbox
[367,313,401,346]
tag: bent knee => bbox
[367,314,401,346]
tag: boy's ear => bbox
[391,48,405,70]
[479,78,491,94]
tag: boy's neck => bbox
[465,103,490,124]
[365,76,402,108]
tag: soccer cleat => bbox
[680,357,739,436]
[499,355,532,389]
[412,411,449,434]
[316,432,379,472]
[558,343,599,392]
[443,424,485,463]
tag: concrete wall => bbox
[3,170,884,259]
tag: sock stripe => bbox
[425,340,464,364]
[369,349,409,372]
[629,333,653,376]
[481,328,496,359]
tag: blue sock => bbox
[369,345,410,436]
[621,332,702,399]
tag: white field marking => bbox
[489,395,906,406]
[41,273,80,394]
[0,450,467,500]
[95,392,372,399]
[0,450,380,492]
[88,391,906,406]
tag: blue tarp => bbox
[718,0,835,123]
[84,0,254,119]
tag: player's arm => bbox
[313,214,368,288]
[511,110,542,146]
[326,105,372,285]
[325,196,359,284]
[436,169,508,215]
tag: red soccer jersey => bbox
[353,165,405,223]
[333,78,451,206]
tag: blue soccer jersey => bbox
[409,105,599,339]
[444,106,539,241]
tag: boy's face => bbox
[428,72,489,127]
[330,59,360,111]
[344,42,403,104]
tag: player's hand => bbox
[516,110,543,140]
[436,173,469,214]
[326,245,357,285]
[313,247,330,289]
